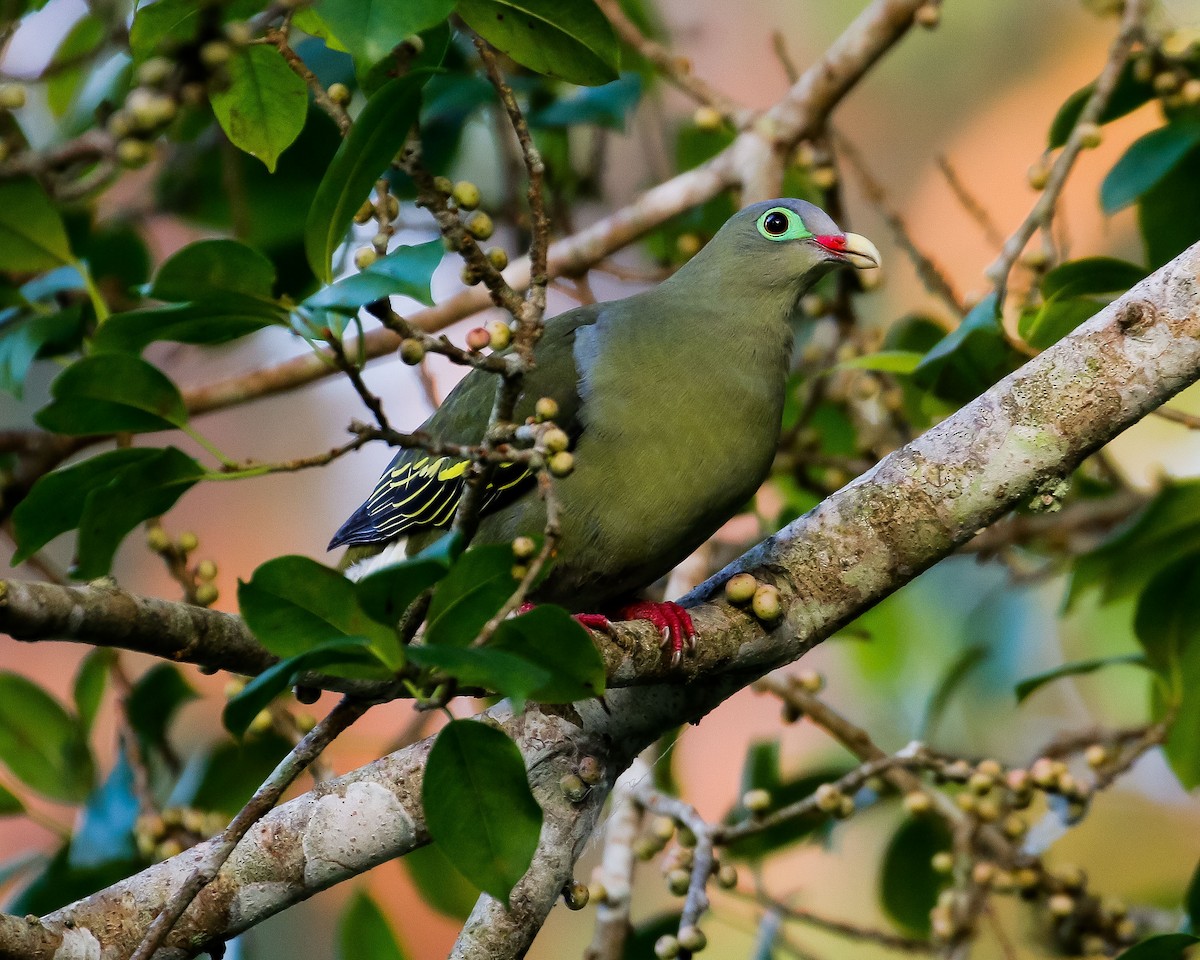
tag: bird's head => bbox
[679,198,880,300]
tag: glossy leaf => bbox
[238,555,400,664]
[1015,653,1149,703]
[879,815,952,937]
[1041,257,1147,301]
[408,645,552,711]
[305,74,426,283]
[338,891,410,960]
[0,672,94,803]
[424,545,521,647]
[37,354,188,435]
[402,844,478,920]
[210,45,308,172]
[319,0,453,71]
[73,648,114,735]
[1018,296,1098,351]
[1101,120,1200,214]
[490,605,606,703]
[174,732,293,816]
[125,664,197,750]
[531,73,641,130]
[0,178,73,272]
[457,0,619,86]
[303,239,443,313]
[0,307,85,397]
[223,639,385,736]
[68,749,138,869]
[1138,146,1200,269]
[92,295,286,353]
[1048,59,1155,149]
[912,294,1023,403]
[1115,934,1200,960]
[129,0,203,62]
[355,546,454,627]
[150,238,276,301]
[423,719,542,903]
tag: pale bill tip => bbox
[842,232,881,270]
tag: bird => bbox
[330,198,880,656]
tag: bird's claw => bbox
[572,612,617,636]
[616,600,696,664]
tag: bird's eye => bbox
[755,207,812,242]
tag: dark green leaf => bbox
[1070,482,1200,606]
[0,307,85,398]
[305,74,426,283]
[129,0,203,63]
[338,891,409,960]
[1134,558,1200,788]
[303,239,443,313]
[73,648,114,735]
[912,294,1024,403]
[1138,145,1200,269]
[210,45,308,172]
[73,447,204,579]
[319,0,454,71]
[1115,934,1199,960]
[920,644,987,741]
[490,605,605,703]
[1041,257,1147,301]
[407,645,552,712]
[68,748,139,868]
[423,719,542,903]
[1015,653,1149,703]
[0,672,94,803]
[1018,296,1099,351]
[0,781,22,815]
[36,354,188,435]
[6,844,141,916]
[402,844,479,920]
[0,178,73,271]
[1101,121,1200,214]
[125,664,197,750]
[531,73,641,130]
[92,295,286,353]
[457,0,619,86]
[176,732,293,816]
[223,639,385,736]
[238,555,400,663]
[355,545,454,627]
[150,238,276,301]
[1185,855,1200,934]
[424,545,521,647]
[1048,59,1156,149]
[879,815,952,937]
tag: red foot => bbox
[617,601,697,665]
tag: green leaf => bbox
[830,350,923,375]
[73,447,204,579]
[91,295,286,353]
[402,844,479,919]
[223,639,384,736]
[1015,653,1150,703]
[0,782,23,816]
[150,238,277,301]
[338,891,410,960]
[129,0,202,63]
[238,555,400,664]
[1101,120,1200,214]
[424,545,521,647]
[0,178,73,272]
[531,73,641,130]
[457,0,619,86]
[1185,855,1200,934]
[1018,296,1099,351]
[879,815,952,937]
[1134,559,1200,788]
[125,664,197,750]
[36,354,188,435]
[912,294,1023,403]
[423,719,542,903]
[174,732,292,816]
[355,543,454,626]
[46,15,107,117]
[1041,257,1147,301]
[73,648,114,735]
[1070,482,1200,607]
[0,307,85,398]
[303,239,443,313]
[305,74,426,283]
[210,45,308,172]
[0,672,94,803]
[1048,59,1155,149]
[292,10,350,53]
[1115,934,1199,960]
[407,645,552,712]
[491,605,605,703]
[319,0,454,71]
[1138,144,1200,269]
[920,644,987,741]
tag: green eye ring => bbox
[756,207,813,242]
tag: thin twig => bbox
[264,27,350,134]
[753,893,932,953]
[1152,406,1200,429]
[936,156,1004,248]
[585,758,649,960]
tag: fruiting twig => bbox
[584,759,647,960]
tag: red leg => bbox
[616,600,697,664]
[520,602,615,636]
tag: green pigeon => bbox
[331,198,880,655]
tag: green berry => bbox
[223,20,254,45]
[116,138,152,168]
[194,582,219,606]
[560,773,587,803]
[487,320,512,351]
[465,210,494,241]
[563,880,589,910]
[1077,122,1101,148]
[931,851,954,874]
[666,868,691,895]
[903,791,932,814]
[543,427,570,453]
[196,559,218,581]
[354,247,378,270]
[0,83,25,110]
[178,531,199,553]
[716,864,738,889]
[353,200,374,225]
[654,935,680,960]
[137,57,174,87]
[751,584,782,622]
[742,788,772,813]
[486,246,508,270]
[399,338,425,365]
[814,783,842,812]
[385,195,400,220]
[795,669,823,692]
[199,40,233,68]
[461,264,482,287]
[1027,161,1049,191]
[675,232,702,258]
[692,105,722,131]
[677,926,707,953]
[433,175,453,195]
[146,527,171,552]
[327,82,351,106]
[548,451,575,477]
[723,572,757,604]
[512,536,537,560]
[651,816,675,841]
[452,180,481,209]
[535,396,559,421]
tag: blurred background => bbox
[2,0,1200,957]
